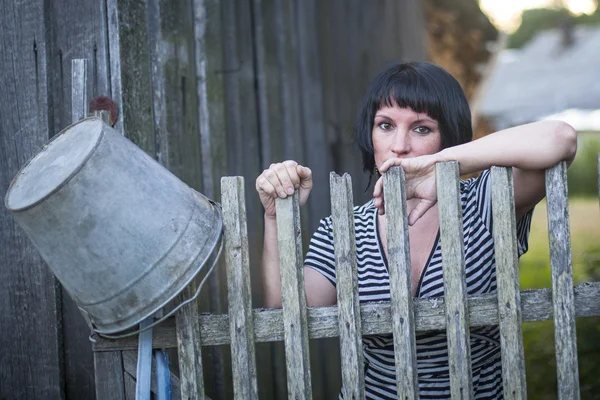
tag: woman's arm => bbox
[438,120,577,217]
[261,215,283,308]
[257,161,336,308]
[376,120,578,223]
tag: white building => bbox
[480,25,600,133]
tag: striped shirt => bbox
[304,169,533,399]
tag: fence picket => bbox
[221,177,259,399]
[436,161,473,399]
[383,167,419,399]
[330,173,365,399]
[490,167,527,399]
[546,162,580,400]
[276,194,312,399]
[175,289,205,400]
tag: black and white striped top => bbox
[304,169,533,399]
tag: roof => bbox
[480,25,600,130]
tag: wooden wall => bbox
[0,0,426,398]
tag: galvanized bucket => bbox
[4,117,222,336]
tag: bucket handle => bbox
[86,235,224,340]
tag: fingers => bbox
[296,164,313,189]
[256,161,308,199]
[374,196,385,215]
[255,174,278,197]
[378,158,404,174]
[407,200,436,226]
[267,163,293,198]
[373,176,383,198]
[373,176,385,215]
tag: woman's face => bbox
[372,104,442,169]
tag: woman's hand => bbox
[373,154,439,225]
[256,160,313,219]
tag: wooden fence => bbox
[93,160,600,399]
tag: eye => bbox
[378,122,393,131]
[414,126,432,134]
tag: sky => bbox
[480,0,597,31]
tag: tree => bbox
[508,5,600,49]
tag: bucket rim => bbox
[4,117,105,213]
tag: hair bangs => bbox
[379,73,444,124]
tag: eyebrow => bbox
[374,114,438,124]
[414,118,438,124]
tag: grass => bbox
[520,198,600,289]
[519,197,600,399]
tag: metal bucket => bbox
[4,117,222,336]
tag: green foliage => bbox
[567,133,600,197]
[508,7,600,49]
[508,8,570,49]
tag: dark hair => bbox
[355,62,472,174]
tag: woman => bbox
[255,62,577,399]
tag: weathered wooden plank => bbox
[490,166,527,399]
[106,0,155,153]
[176,281,206,400]
[315,0,370,206]
[296,0,330,235]
[272,0,303,162]
[392,0,427,60]
[222,177,259,399]
[276,194,312,399]
[0,1,64,397]
[193,1,229,395]
[124,370,136,400]
[195,0,223,200]
[148,0,203,187]
[436,161,473,399]
[146,0,169,167]
[329,173,365,399]
[94,351,125,400]
[546,162,580,400]
[384,167,419,399]
[251,0,271,168]
[93,282,600,351]
[72,59,89,122]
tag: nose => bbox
[391,130,410,156]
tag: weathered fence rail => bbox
[92,161,600,399]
